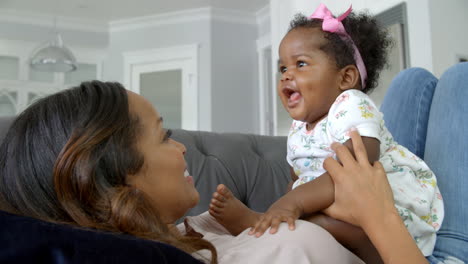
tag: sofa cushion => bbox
[172,129,290,217]
[0,210,201,264]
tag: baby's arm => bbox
[286,167,299,192]
[249,136,380,237]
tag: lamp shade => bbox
[30,33,77,72]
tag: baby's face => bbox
[277,27,343,128]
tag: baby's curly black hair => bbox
[288,12,392,93]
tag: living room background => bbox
[0,0,466,135]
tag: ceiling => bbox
[0,0,269,22]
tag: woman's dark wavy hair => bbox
[289,11,392,93]
[0,81,217,263]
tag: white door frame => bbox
[123,44,199,130]
[256,34,274,135]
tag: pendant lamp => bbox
[30,17,77,72]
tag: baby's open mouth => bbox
[283,88,302,107]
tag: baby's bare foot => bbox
[209,184,261,235]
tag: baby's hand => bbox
[248,201,300,237]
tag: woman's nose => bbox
[170,139,187,155]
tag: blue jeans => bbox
[381,63,468,263]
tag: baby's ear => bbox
[339,65,360,91]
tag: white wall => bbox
[211,20,258,133]
[0,8,260,134]
[0,21,108,49]
[267,0,468,82]
[269,0,434,72]
[105,10,261,133]
[364,0,433,72]
[104,20,213,131]
[256,6,271,38]
[429,0,468,77]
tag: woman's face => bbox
[127,91,199,224]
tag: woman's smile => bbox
[184,169,194,185]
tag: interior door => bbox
[130,61,198,130]
[139,69,182,129]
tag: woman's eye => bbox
[163,129,172,142]
[279,66,287,73]
[297,61,307,67]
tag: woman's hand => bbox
[323,130,396,228]
[248,198,301,237]
[323,130,428,263]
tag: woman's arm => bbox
[323,130,427,264]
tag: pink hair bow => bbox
[309,3,367,89]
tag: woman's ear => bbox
[339,65,360,91]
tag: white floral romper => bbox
[286,89,444,256]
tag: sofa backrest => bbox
[172,129,290,217]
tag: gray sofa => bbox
[171,130,290,219]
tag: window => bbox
[372,3,409,107]
[0,56,19,80]
[0,91,17,116]
[29,69,55,83]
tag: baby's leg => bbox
[209,184,261,235]
[304,213,383,264]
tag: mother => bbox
[0,81,216,261]
[0,81,362,263]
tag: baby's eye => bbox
[279,66,287,73]
[163,129,172,142]
[297,61,307,68]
